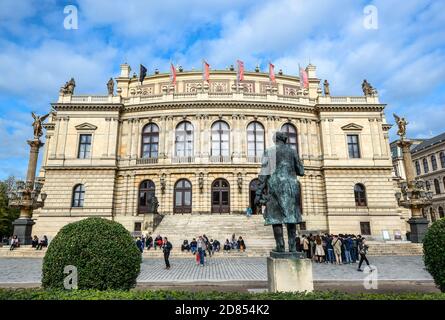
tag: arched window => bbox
[434,179,441,194]
[138,180,156,213]
[72,184,85,207]
[423,158,429,174]
[415,161,421,176]
[174,179,192,213]
[211,121,230,156]
[426,180,431,191]
[440,152,445,168]
[430,208,436,222]
[247,121,265,157]
[281,123,298,152]
[354,183,367,207]
[141,123,159,158]
[439,206,444,218]
[431,155,438,171]
[175,121,194,157]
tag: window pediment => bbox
[341,123,363,131]
[75,123,97,131]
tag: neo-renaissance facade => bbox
[33,63,405,240]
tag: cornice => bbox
[122,100,316,113]
[52,103,123,111]
[316,104,386,112]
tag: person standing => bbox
[246,207,252,217]
[314,235,324,263]
[344,235,353,264]
[357,238,371,272]
[333,235,343,265]
[302,235,309,258]
[326,235,334,263]
[136,237,143,253]
[162,237,173,269]
[197,236,205,266]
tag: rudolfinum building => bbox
[33,63,408,241]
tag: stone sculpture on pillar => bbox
[8,113,48,244]
[393,113,432,243]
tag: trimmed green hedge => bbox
[0,289,444,300]
[42,217,141,290]
[423,218,445,292]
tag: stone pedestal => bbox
[12,218,35,245]
[267,253,313,293]
[408,217,429,243]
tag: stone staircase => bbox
[146,214,280,257]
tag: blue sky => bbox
[0,0,444,179]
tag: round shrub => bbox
[42,217,141,290]
[423,218,445,292]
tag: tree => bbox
[0,176,20,239]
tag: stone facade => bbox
[33,64,405,240]
[410,133,445,222]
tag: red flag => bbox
[203,60,210,82]
[237,60,245,82]
[269,62,276,83]
[170,63,177,86]
[299,65,309,89]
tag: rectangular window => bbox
[78,134,92,159]
[347,134,361,158]
[134,222,142,232]
[360,222,371,235]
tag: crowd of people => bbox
[297,234,372,272]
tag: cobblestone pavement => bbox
[0,256,432,284]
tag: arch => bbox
[434,179,441,194]
[430,207,436,222]
[174,179,192,213]
[439,206,444,218]
[440,152,445,168]
[354,183,367,207]
[247,121,265,157]
[422,158,429,174]
[138,179,156,214]
[281,123,299,153]
[141,123,159,158]
[431,154,438,171]
[415,160,421,176]
[211,120,230,157]
[211,178,230,214]
[72,184,85,207]
[175,121,194,157]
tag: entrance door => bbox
[174,179,192,213]
[211,179,230,213]
[249,179,260,215]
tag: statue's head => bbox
[273,131,288,144]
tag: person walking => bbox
[357,238,371,272]
[162,237,173,269]
[332,235,343,265]
[136,237,143,253]
[197,236,205,266]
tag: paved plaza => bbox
[0,256,433,286]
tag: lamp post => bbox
[393,114,432,243]
[7,113,48,244]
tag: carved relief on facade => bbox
[184,81,202,93]
[283,84,299,96]
[210,81,230,93]
[260,81,277,93]
[242,81,255,93]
